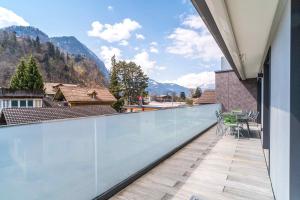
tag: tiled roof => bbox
[1,105,117,125]
[0,88,44,98]
[44,82,78,95]
[56,86,116,103]
[194,90,216,104]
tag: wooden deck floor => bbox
[110,126,274,200]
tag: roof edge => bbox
[191,0,242,80]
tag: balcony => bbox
[0,104,245,200]
[110,126,274,200]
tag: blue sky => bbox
[0,0,223,88]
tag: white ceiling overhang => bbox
[192,0,287,80]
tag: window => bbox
[3,100,10,108]
[20,100,26,107]
[34,99,42,107]
[27,100,33,107]
[11,100,18,108]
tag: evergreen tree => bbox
[25,55,44,90]
[193,87,202,98]
[10,59,27,89]
[35,36,41,52]
[180,92,186,100]
[109,55,124,111]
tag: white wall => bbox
[270,1,290,199]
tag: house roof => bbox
[0,88,44,98]
[1,105,117,125]
[44,82,78,95]
[194,90,216,104]
[54,86,116,103]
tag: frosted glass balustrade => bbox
[0,104,219,200]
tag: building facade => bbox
[193,0,300,199]
[0,88,43,110]
[215,70,257,112]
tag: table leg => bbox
[246,121,250,137]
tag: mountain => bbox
[3,26,50,43]
[0,30,106,87]
[50,36,109,80]
[147,79,190,96]
[3,26,109,81]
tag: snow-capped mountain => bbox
[147,79,191,96]
[50,36,109,79]
[2,26,109,81]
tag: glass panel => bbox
[11,100,18,108]
[20,100,26,107]
[3,100,9,108]
[0,104,220,200]
[27,100,33,107]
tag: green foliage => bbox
[180,92,186,100]
[185,98,193,106]
[10,59,27,89]
[109,55,124,112]
[109,55,149,110]
[9,55,44,91]
[193,87,202,98]
[25,56,44,90]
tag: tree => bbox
[25,56,44,90]
[109,56,149,109]
[180,92,186,100]
[193,87,202,98]
[109,55,124,112]
[10,59,27,89]
[35,36,41,52]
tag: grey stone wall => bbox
[215,70,257,112]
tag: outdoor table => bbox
[222,111,251,137]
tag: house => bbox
[0,88,43,110]
[194,90,216,105]
[192,0,299,199]
[0,105,117,125]
[155,95,172,102]
[44,82,78,98]
[53,86,116,107]
[215,57,257,112]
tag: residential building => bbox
[0,88,43,110]
[0,105,117,126]
[215,69,257,112]
[0,1,299,200]
[155,94,172,102]
[193,89,216,105]
[53,86,116,107]
[44,82,78,98]
[192,0,299,199]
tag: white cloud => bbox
[166,27,221,62]
[135,33,145,40]
[99,46,122,70]
[88,18,141,42]
[150,42,158,46]
[0,7,29,28]
[134,47,139,51]
[163,71,215,89]
[107,6,114,11]
[166,14,221,63]
[182,14,206,30]
[129,51,165,74]
[150,46,159,53]
[119,40,129,46]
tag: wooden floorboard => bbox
[110,126,274,200]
